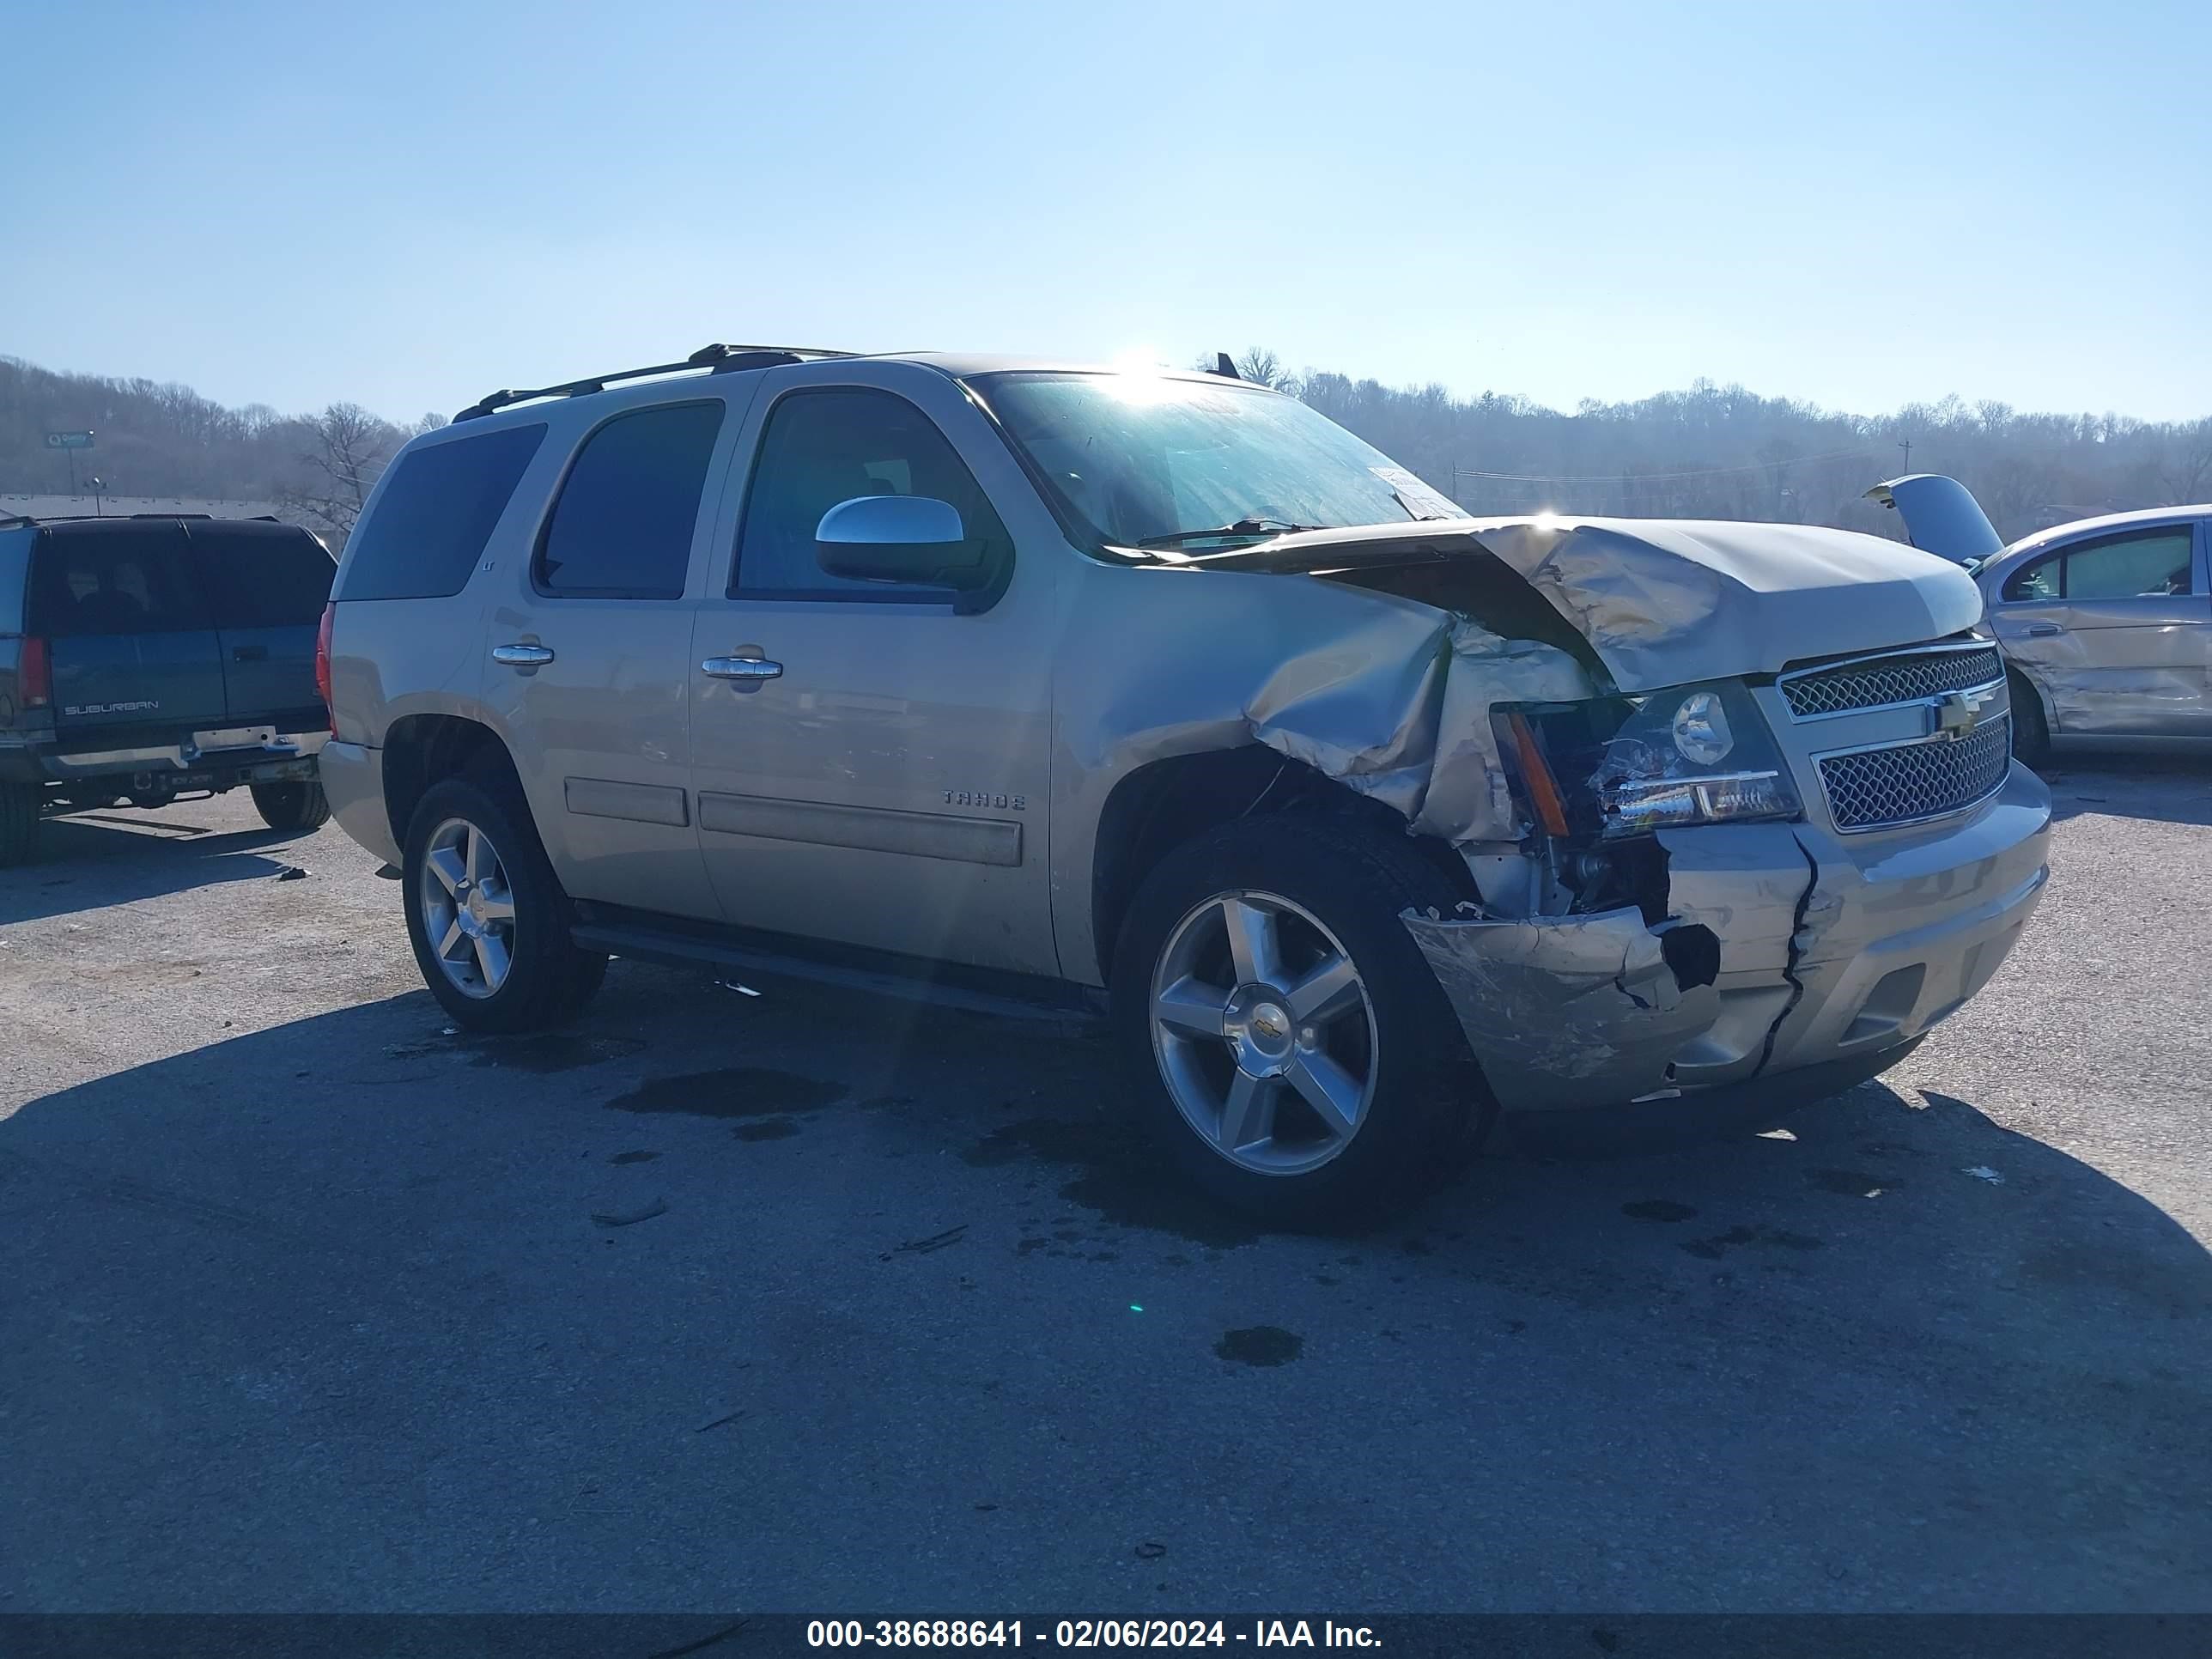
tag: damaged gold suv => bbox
[318,346,2051,1224]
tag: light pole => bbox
[1898,439,1913,475]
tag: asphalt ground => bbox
[3,757,2209,1613]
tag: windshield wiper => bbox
[1135,517,1321,549]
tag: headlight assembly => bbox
[1503,681,1802,839]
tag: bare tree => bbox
[1234,347,1297,392]
[277,403,396,545]
[2156,416,2212,503]
[1185,348,1298,391]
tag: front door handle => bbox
[702,655,784,683]
[2025,623,2063,638]
[492,643,556,666]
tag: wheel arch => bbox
[380,713,523,850]
[1086,744,1476,986]
[2006,661,2053,732]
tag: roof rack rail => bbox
[452,342,860,422]
[0,510,218,526]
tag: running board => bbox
[570,920,1107,1028]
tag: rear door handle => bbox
[702,656,783,682]
[2025,623,2063,637]
[492,643,556,666]
[231,643,268,662]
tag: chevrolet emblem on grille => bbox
[1932,688,1994,739]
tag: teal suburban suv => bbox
[0,512,336,866]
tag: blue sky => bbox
[3,0,2206,422]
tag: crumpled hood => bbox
[1188,515,1985,692]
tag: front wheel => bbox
[251,780,331,832]
[2008,671,2051,769]
[1110,816,1488,1229]
[401,775,606,1032]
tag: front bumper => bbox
[319,739,400,867]
[1406,760,2051,1114]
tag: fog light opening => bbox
[1656,921,1722,991]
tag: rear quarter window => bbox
[185,525,336,627]
[338,423,547,601]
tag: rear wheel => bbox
[0,781,39,868]
[401,774,607,1031]
[2008,670,2051,769]
[1111,815,1489,1229]
[250,780,331,832]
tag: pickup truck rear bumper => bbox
[0,727,328,790]
[319,739,400,866]
[1405,760,2051,1115]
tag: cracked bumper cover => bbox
[1404,760,2051,1113]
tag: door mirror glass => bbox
[815,495,987,588]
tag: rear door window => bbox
[535,401,726,599]
[27,521,210,635]
[184,525,336,626]
[338,422,546,600]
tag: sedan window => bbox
[2001,526,2196,602]
[2001,554,2061,602]
[2059,527,2195,599]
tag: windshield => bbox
[970,372,1467,551]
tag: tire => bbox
[400,771,607,1032]
[2008,670,2051,769]
[1109,814,1491,1230]
[0,781,39,868]
[250,780,332,832]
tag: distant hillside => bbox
[7,349,2208,549]
[0,356,441,544]
[1267,358,2212,544]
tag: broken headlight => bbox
[1516,681,1800,839]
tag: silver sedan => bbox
[1867,475,2210,763]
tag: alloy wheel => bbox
[1148,890,1379,1176]
[419,817,518,999]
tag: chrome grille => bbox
[1780,645,2002,719]
[1818,715,2012,831]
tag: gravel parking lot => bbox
[3,762,2209,1613]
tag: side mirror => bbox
[814,495,986,588]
